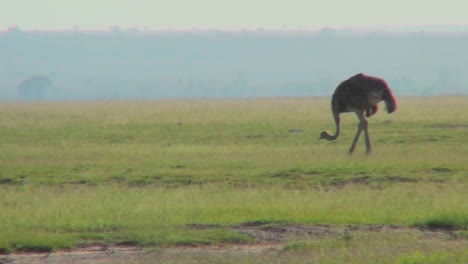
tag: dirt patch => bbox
[232,223,455,243]
[331,176,371,187]
[186,223,222,230]
[0,178,15,185]
[288,129,303,133]
[0,178,24,185]
[427,123,468,129]
[383,176,418,183]
[431,167,453,173]
[1,246,146,264]
[411,167,455,176]
[233,223,341,243]
[244,134,265,139]
[1,224,459,264]
[268,169,321,180]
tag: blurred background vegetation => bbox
[2,28,468,100]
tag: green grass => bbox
[396,251,468,264]
[0,184,466,251]
[279,233,468,264]
[0,97,467,253]
[1,97,467,187]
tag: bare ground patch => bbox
[2,224,463,264]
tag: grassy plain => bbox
[0,97,467,262]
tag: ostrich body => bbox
[320,73,397,154]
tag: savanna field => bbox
[0,97,467,263]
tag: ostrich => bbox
[320,73,397,154]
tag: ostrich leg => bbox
[362,117,372,154]
[348,123,362,154]
[348,111,370,154]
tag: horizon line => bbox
[2,27,468,36]
[2,23,468,34]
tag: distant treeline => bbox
[1,30,468,100]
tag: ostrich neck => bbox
[329,110,340,139]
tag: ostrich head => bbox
[319,131,335,141]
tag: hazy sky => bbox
[1,0,467,31]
